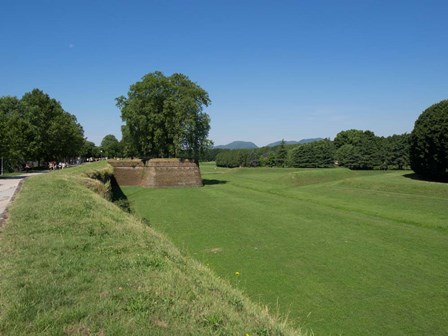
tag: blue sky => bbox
[1,0,447,146]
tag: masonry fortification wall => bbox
[108,158,202,188]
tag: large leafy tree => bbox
[120,125,138,158]
[0,96,30,170]
[1,89,85,170]
[334,129,380,169]
[0,98,11,157]
[48,112,85,160]
[21,89,84,162]
[410,100,448,179]
[80,140,100,159]
[116,71,212,161]
[101,134,122,158]
[0,97,20,159]
[334,129,366,149]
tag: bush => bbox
[410,100,448,179]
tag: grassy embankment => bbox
[123,163,448,335]
[0,162,301,335]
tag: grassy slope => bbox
[0,162,300,336]
[123,163,448,335]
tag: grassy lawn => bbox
[123,163,448,335]
[0,162,299,335]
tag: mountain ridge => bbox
[214,141,258,149]
[215,138,323,149]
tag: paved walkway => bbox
[0,173,43,222]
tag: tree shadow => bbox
[110,176,132,212]
[403,173,448,184]
[202,179,228,186]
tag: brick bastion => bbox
[108,158,203,188]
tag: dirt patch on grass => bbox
[152,318,169,329]
[206,247,223,254]
[64,324,105,336]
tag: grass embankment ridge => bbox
[0,162,300,335]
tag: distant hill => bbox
[215,141,258,149]
[215,138,323,149]
[266,138,323,147]
[266,140,300,147]
[298,137,323,144]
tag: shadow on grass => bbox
[110,176,132,212]
[0,176,26,180]
[403,173,448,184]
[0,170,48,179]
[202,179,228,186]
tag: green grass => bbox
[0,162,300,335]
[123,163,448,335]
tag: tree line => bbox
[214,98,448,180]
[214,132,410,170]
[0,89,85,171]
[2,75,446,180]
[0,89,132,172]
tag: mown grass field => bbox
[0,162,299,335]
[123,163,448,335]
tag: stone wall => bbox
[108,160,145,186]
[108,158,202,188]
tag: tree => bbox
[116,71,212,161]
[410,100,448,179]
[336,144,361,169]
[0,90,85,170]
[334,129,380,169]
[246,150,260,167]
[276,140,288,167]
[215,148,261,168]
[201,148,227,162]
[265,152,277,167]
[101,134,121,158]
[290,139,335,168]
[120,125,138,158]
[80,140,100,159]
[216,150,239,168]
[0,96,29,171]
[334,129,366,149]
[0,97,12,157]
[380,134,410,170]
[48,112,85,160]
[21,89,84,162]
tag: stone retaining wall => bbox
[108,158,202,188]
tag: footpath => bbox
[0,173,43,224]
